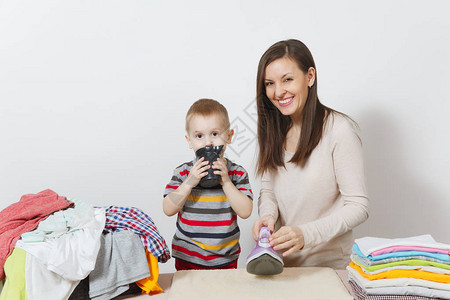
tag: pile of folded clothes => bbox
[0,189,171,300]
[347,235,450,299]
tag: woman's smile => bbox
[278,96,294,106]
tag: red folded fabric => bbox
[0,189,73,280]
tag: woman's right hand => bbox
[252,215,276,241]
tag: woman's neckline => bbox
[284,149,294,155]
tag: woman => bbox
[252,39,369,269]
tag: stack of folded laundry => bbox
[347,235,450,299]
[0,189,171,300]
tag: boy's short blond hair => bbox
[185,99,230,132]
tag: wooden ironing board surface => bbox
[168,267,353,300]
[115,269,354,299]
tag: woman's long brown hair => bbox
[256,39,337,176]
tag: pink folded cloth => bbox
[355,235,450,257]
[371,245,449,257]
[0,189,73,280]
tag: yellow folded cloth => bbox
[136,251,163,294]
[349,262,450,283]
[0,248,27,300]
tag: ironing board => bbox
[116,268,354,300]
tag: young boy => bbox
[163,98,253,270]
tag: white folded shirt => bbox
[355,235,450,257]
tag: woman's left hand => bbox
[269,226,304,257]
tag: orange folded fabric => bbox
[136,250,163,294]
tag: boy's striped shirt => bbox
[164,159,253,267]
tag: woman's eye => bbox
[284,78,293,82]
[265,81,273,87]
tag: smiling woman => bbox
[256,39,328,167]
[251,39,370,270]
[263,56,315,121]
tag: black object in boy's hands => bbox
[195,145,224,188]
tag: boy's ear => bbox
[226,129,234,144]
[185,135,193,149]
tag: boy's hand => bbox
[212,158,231,185]
[185,157,210,188]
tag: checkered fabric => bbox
[348,280,439,300]
[101,206,170,263]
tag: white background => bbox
[1,0,449,273]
